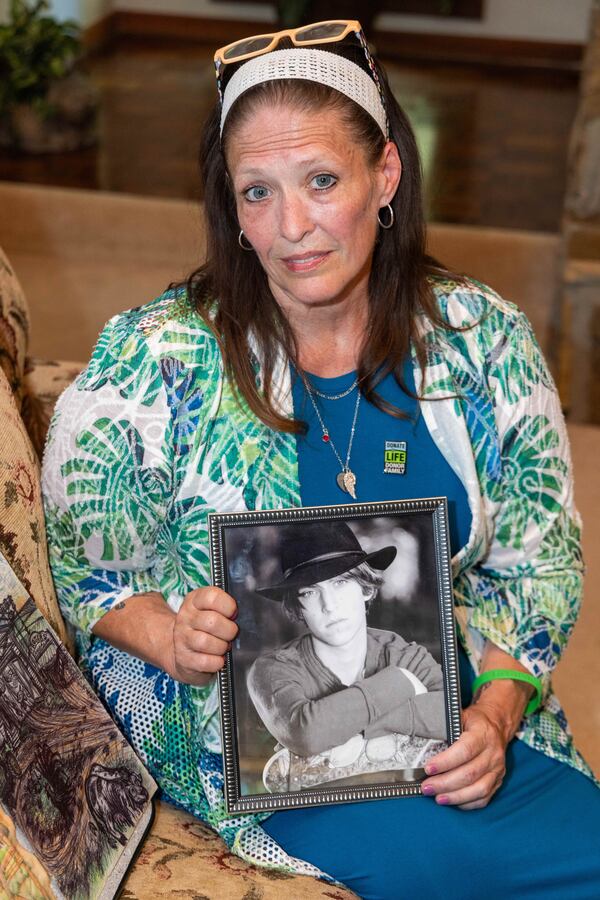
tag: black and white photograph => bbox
[210,499,461,813]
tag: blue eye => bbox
[312,174,337,190]
[244,185,270,202]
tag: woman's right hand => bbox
[167,587,239,686]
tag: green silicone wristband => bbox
[471,668,543,717]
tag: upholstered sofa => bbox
[0,180,598,898]
[0,242,361,899]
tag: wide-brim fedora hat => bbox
[256,520,396,601]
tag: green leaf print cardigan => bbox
[41,277,595,875]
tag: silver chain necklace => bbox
[302,376,361,499]
[307,378,359,401]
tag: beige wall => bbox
[21,0,589,39]
[379,0,594,42]
[113,0,275,24]
[113,0,593,40]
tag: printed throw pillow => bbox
[0,367,68,644]
[23,357,85,459]
[0,246,30,412]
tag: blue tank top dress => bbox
[262,361,600,900]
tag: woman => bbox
[42,19,599,899]
[247,520,446,784]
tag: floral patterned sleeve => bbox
[462,311,584,692]
[42,312,174,635]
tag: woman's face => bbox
[298,573,368,647]
[226,102,401,318]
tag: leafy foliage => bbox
[0,1,81,114]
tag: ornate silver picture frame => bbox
[209,498,461,814]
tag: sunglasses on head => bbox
[214,20,363,67]
[213,19,386,130]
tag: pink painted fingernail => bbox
[436,795,450,805]
[425,764,437,775]
[421,785,435,796]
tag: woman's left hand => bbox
[420,703,509,810]
[421,641,534,809]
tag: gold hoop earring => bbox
[238,229,253,251]
[377,204,394,230]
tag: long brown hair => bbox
[185,44,458,432]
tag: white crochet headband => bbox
[220,48,388,139]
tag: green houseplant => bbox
[0,0,97,153]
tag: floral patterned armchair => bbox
[0,245,357,899]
